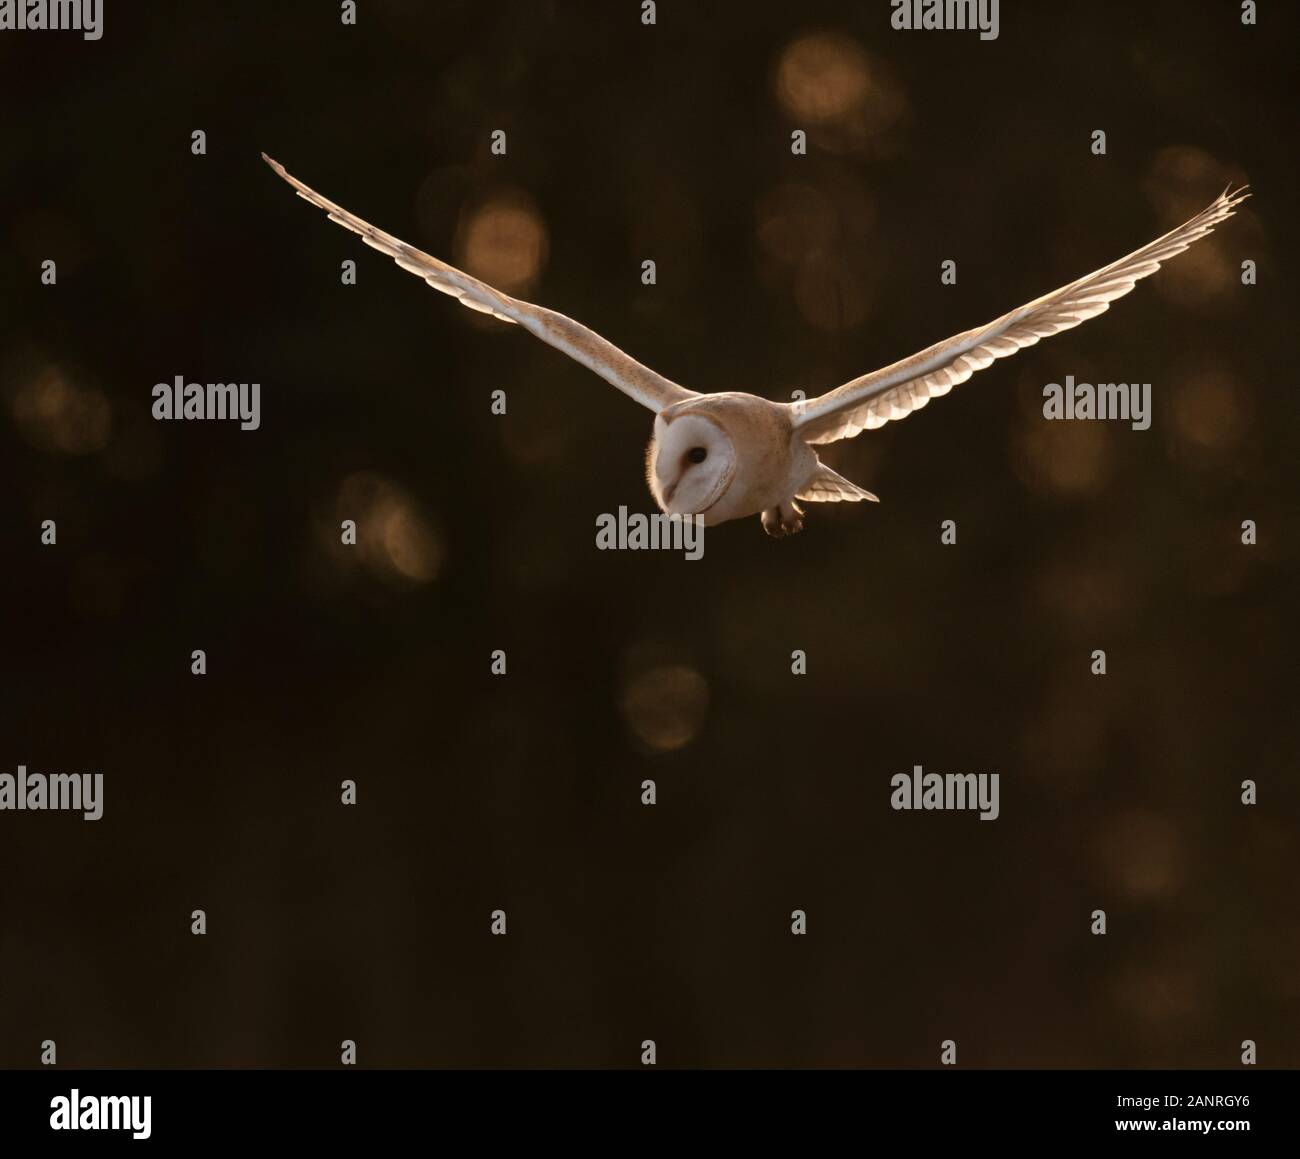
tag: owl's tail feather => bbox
[796,462,880,503]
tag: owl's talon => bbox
[762,502,805,538]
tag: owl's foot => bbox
[761,501,805,538]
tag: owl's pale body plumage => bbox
[648,395,816,530]
[263,154,1247,537]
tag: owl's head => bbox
[646,411,737,516]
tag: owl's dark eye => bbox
[687,446,708,465]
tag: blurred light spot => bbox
[756,179,878,330]
[757,184,838,264]
[1112,960,1202,1029]
[1143,146,1250,312]
[455,190,547,296]
[1032,554,1132,627]
[1096,811,1183,900]
[1158,244,1235,310]
[11,364,111,455]
[1170,370,1252,457]
[382,506,440,581]
[1021,687,1106,792]
[1143,146,1237,221]
[773,33,907,156]
[329,472,442,585]
[776,32,871,123]
[1011,418,1112,497]
[794,253,872,331]
[620,664,709,751]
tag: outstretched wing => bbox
[263,154,698,414]
[792,187,1249,444]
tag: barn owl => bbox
[263,155,1247,537]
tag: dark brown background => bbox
[1,0,1296,1067]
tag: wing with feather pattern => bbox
[792,188,1249,444]
[263,154,698,414]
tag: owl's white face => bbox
[646,412,737,517]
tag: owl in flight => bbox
[264,155,1246,537]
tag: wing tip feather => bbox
[261,152,289,180]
